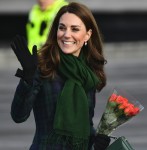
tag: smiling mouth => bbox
[63,41,76,45]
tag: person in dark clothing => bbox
[10,2,110,150]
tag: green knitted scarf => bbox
[52,51,101,149]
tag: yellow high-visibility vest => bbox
[26,0,68,53]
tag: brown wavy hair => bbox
[38,2,107,91]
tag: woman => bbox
[10,2,110,150]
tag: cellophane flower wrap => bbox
[96,88,144,135]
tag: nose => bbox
[64,29,71,38]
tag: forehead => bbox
[59,12,85,27]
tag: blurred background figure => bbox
[26,0,68,53]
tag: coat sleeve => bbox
[87,89,97,149]
[87,89,96,135]
[11,72,42,123]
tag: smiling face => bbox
[57,12,92,57]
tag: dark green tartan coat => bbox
[11,71,96,150]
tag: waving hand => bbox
[10,35,38,84]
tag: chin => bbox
[61,50,72,54]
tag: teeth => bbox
[64,41,75,45]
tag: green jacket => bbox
[26,0,68,53]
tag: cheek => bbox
[77,34,87,43]
[57,31,62,40]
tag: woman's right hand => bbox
[94,134,111,150]
[10,35,38,83]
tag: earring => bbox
[85,41,87,46]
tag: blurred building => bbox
[0,0,147,43]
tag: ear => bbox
[85,29,92,42]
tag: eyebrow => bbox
[59,23,81,28]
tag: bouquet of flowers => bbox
[96,88,144,136]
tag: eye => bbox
[58,25,66,31]
[72,28,80,32]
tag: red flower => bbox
[118,101,129,109]
[109,93,118,102]
[115,96,128,104]
[124,106,140,116]
[109,93,140,117]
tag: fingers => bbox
[20,36,31,56]
[10,35,30,67]
[11,35,31,57]
[32,45,38,65]
[10,36,22,61]
[13,35,24,51]
[32,45,37,55]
